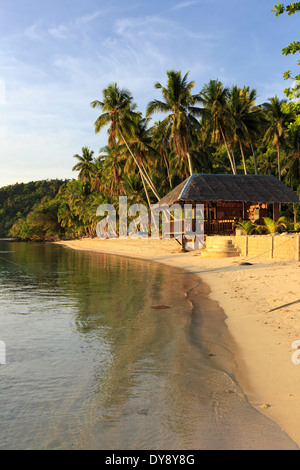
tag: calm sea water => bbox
[0,241,297,450]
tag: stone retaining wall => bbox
[205,234,300,261]
[234,234,300,260]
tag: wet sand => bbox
[55,237,300,449]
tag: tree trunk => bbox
[162,152,173,189]
[230,147,237,174]
[293,203,297,226]
[118,128,161,201]
[277,142,281,181]
[250,141,258,175]
[141,172,152,209]
[187,152,193,176]
[238,136,247,175]
[219,125,237,174]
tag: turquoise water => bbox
[0,241,297,450]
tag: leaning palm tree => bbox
[263,96,292,181]
[146,70,201,177]
[199,79,237,174]
[91,83,160,201]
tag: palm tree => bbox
[72,146,95,183]
[149,119,173,189]
[228,86,264,175]
[235,219,258,234]
[199,79,237,174]
[90,156,104,193]
[146,70,201,177]
[263,96,291,181]
[91,83,160,201]
[283,126,300,187]
[122,174,147,205]
[262,216,288,233]
[97,146,124,197]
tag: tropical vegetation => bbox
[2,70,300,240]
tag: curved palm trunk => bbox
[238,136,247,175]
[219,125,237,174]
[230,147,237,174]
[277,142,281,181]
[250,141,258,175]
[118,127,161,201]
[187,152,193,176]
[141,172,151,209]
[162,151,173,189]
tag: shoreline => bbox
[55,237,300,447]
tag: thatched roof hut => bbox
[158,174,300,206]
[158,174,299,236]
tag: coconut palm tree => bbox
[90,156,104,193]
[122,174,147,205]
[72,147,95,183]
[228,86,265,175]
[146,70,201,177]
[282,126,300,188]
[149,119,174,188]
[263,96,292,181]
[199,79,237,174]
[262,216,288,233]
[91,83,160,201]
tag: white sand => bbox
[55,237,300,446]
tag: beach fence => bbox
[233,233,300,261]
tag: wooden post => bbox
[206,202,210,235]
[192,203,196,233]
[273,203,280,221]
[271,235,274,259]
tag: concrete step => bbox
[201,236,240,258]
[201,250,239,258]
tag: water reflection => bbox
[0,241,297,450]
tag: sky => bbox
[0,0,299,187]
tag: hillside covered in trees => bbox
[0,180,67,238]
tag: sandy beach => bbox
[55,237,300,448]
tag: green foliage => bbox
[262,216,288,233]
[3,70,300,241]
[235,220,258,234]
[272,2,300,16]
[273,3,300,100]
[10,197,64,241]
[0,179,66,237]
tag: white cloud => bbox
[48,10,103,40]
[48,24,68,39]
[76,11,102,25]
[24,22,44,41]
[171,1,199,11]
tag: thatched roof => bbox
[158,174,300,205]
